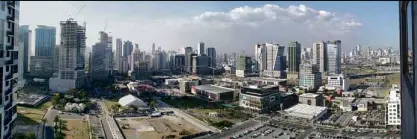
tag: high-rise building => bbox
[206,47,216,68]
[115,38,122,71]
[130,46,143,71]
[123,40,133,57]
[35,25,56,57]
[53,45,60,73]
[187,53,197,73]
[1,2,20,138]
[192,55,211,75]
[235,55,252,77]
[91,31,113,80]
[183,47,193,72]
[327,40,341,75]
[288,41,301,73]
[356,45,361,55]
[173,54,186,72]
[18,25,30,75]
[152,43,155,53]
[312,41,327,74]
[49,18,86,92]
[299,61,322,90]
[255,42,286,78]
[198,41,205,55]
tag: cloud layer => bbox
[20,2,363,55]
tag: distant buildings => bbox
[312,41,327,75]
[115,38,123,72]
[30,56,53,78]
[198,41,205,55]
[35,25,56,57]
[192,55,211,75]
[327,40,341,75]
[91,31,113,80]
[193,84,235,102]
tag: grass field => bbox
[387,73,400,86]
[104,99,118,110]
[161,97,209,109]
[16,101,52,125]
[64,119,90,139]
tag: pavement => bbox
[97,99,124,139]
[44,109,58,139]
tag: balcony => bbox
[4,130,10,139]
[7,1,15,7]
[6,45,13,51]
[4,100,12,111]
[6,15,13,22]
[5,73,11,80]
[3,111,12,126]
[6,30,13,36]
[5,87,12,96]
[6,59,12,65]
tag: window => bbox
[0,1,4,11]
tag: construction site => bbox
[116,115,203,139]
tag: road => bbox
[157,99,221,132]
[44,109,58,139]
[97,99,124,139]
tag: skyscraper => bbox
[49,18,86,92]
[236,55,252,77]
[255,42,286,78]
[206,47,216,68]
[152,43,155,53]
[299,61,322,90]
[2,2,20,138]
[123,40,133,57]
[91,31,113,80]
[115,38,122,71]
[19,25,31,74]
[198,41,205,55]
[312,41,328,74]
[35,25,56,57]
[288,41,301,73]
[183,47,193,73]
[327,40,341,75]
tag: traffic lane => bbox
[101,119,114,139]
[45,109,58,139]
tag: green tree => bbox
[67,88,77,97]
[25,132,36,139]
[149,100,157,109]
[52,95,61,106]
[111,104,121,112]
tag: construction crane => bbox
[104,18,108,32]
[69,4,86,20]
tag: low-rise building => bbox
[386,87,401,127]
[280,93,299,110]
[192,84,235,102]
[239,84,281,113]
[285,104,328,121]
[326,74,349,91]
[179,79,198,94]
[299,93,324,106]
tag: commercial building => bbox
[115,38,122,71]
[131,61,149,80]
[235,55,252,77]
[179,79,199,94]
[192,55,211,75]
[326,40,341,75]
[207,47,216,68]
[192,84,235,102]
[1,2,20,138]
[35,25,56,57]
[239,85,281,113]
[285,104,328,121]
[299,93,324,106]
[288,41,301,79]
[91,31,113,80]
[386,87,401,127]
[198,41,205,55]
[18,25,30,74]
[173,54,185,72]
[326,74,349,91]
[312,41,327,75]
[183,47,193,73]
[29,56,53,78]
[299,62,322,90]
[186,53,197,73]
[254,42,286,78]
[49,18,86,92]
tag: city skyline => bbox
[20,1,398,53]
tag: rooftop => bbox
[299,93,320,98]
[194,84,235,94]
[285,104,328,120]
[246,77,287,82]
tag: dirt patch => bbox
[118,116,201,139]
[64,119,89,139]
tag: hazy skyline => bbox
[20,1,398,54]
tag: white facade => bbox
[299,62,322,90]
[379,57,391,65]
[235,70,245,77]
[312,41,327,74]
[386,87,401,126]
[326,74,349,91]
[326,40,341,75]
[254,42,285,72]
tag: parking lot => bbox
[228,123,306,139]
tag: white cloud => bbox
[20,2,362,54]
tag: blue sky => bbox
[21,1,398,53]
